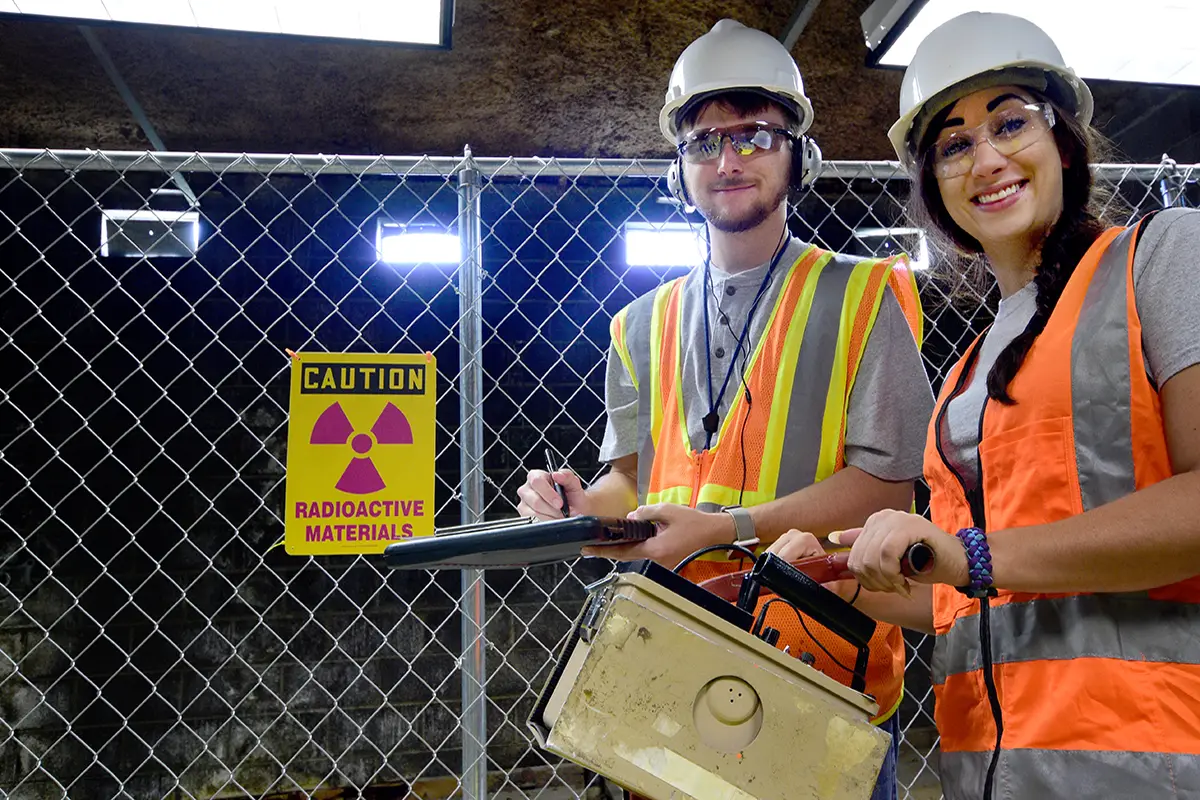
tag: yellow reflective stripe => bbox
[666,286,691,458]
[694,484,774,509]
[897,256,924,347]
[814,258,888,482]
[610,307,639,392]
[890,257,923,517]
[648,282,675,450]
[873,693,902,725]
[709,244,821,450]
[757,246,831,496]
[647,485,692,506]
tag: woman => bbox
[771,11,1200,800]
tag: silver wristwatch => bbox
[721,505,756,545]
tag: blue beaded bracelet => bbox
[956,527,997,598]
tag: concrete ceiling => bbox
[2,0,1200,165]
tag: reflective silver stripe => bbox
[940,747,1200,800]
[775,253,855,495]
[626,251,866,503]
[1072,226,1138,511]
[931,593,1200,684]
[620,290,660,504]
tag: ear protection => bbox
[667,135,824,210]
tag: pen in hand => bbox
[545,447,570,518]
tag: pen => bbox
[545,447,570,518]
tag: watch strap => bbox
[722,505,756,544]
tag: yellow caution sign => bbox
[284,352,436,555]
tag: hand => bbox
[768,529,859,603]
[835,509,969,597]
[766,529,826,561]
[515,469,590,521]
[581,504,734,569]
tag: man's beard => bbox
[696,180,789,234]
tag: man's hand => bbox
[836,509,969,596]
[516,469,591,520]
[765,529,826,561]
[581,504,734,569]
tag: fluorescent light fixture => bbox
[376,221,460,265]
[855,226,930,271]
[863,0,1200,87]
[100,209,200,258]
[3,0,453,47]
[624,222,705,268]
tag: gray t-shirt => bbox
[599,237,935,482]
[941,207,1200,487]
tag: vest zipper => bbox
[690,451,704,509]
[933,337,1003,800]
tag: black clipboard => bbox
[382,515,656,569]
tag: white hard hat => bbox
[887,12,1093,169]
[659,18,814,143]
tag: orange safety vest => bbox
[925,219,1200,798]
[611,243,924,723]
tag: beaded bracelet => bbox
[955,527,997,598]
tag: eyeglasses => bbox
[677,122,796,164]
[929,103,1057,178]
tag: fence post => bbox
[1158,154,1180,208]
[457,145,488,800]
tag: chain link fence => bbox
[0,148,1184,800]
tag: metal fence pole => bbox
[1158,155,1181,208]
[457,147,489,800]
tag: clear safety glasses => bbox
[930,102,1057,178]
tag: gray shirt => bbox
[941,207,1200,487]
[600,236,935,482]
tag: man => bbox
[516,19,933,799]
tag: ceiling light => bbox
[3,0,453,48]
[624,222,705,268]
[377,221,460,265]
[854,226,930,271]
[100,208,200,258]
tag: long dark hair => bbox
[909,91,1116,404]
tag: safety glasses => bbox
[930,102,1057,179]
[677,122,796,163]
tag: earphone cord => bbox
[701,225,788,451]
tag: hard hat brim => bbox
[660,84,814,143]
[888,62,1094,170]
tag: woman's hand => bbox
[835,509,969,596]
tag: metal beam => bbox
[780,0,823,51]
[1110,90,1185,140]
[79,26,199,206]
[0,150,1183,184]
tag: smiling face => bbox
[679,101,792,233]
[931,86,1066,257]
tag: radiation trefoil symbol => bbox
[309,401,413,494]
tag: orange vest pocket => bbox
[979,416,1083,532]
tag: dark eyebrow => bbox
[937,92,1028,135]
[987,92,1027,112]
